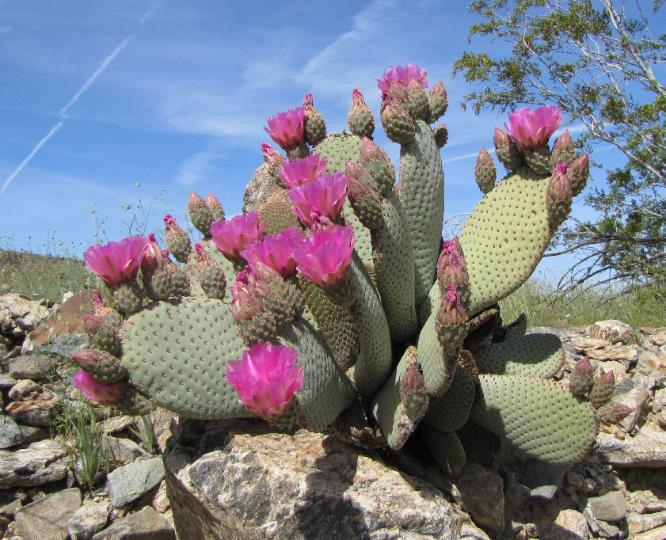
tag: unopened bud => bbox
[188,192,214,237]
[427,80,448,122]
[347,88,375,138]
[551,130,576,165]
[474,147,496,193]
[569,357,594,396]
[206,192,225,221]
[71,348,127,383]
[493,127,523,170]
[164,214,192,263]
[589,369,615,408]
[567,153,589,196]
[302,93,326,146]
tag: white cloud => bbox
[175,141,227,186]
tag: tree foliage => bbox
[454,0,665,299]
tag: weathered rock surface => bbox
[165,419,464,539]
[0,294,49,340]
[586,490,627,522]
[5,353,57,382]
[91,506,175,540]
[453,463,505,533]
[542,509,589,540]
[15,487,82,539]
[628,510,666,535]
[68,500,110,540]
[588,320,636,345]
[107,456,165,508]
[0,415,24,449]
[0,439,68,487]
[596,429,666,468]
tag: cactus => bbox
[75,65,596,472]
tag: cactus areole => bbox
[74,64,596,472]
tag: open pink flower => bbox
[226,343,303,417]
[72,370,124,404]
[295,225,355,287]
[505,106,562,149]
[377,64,428,94]
[287,173,347,227]
[241,227,305,277]
[264,107,306,151]
[279,154,328,188]
[211,212,265,259]
[84,236,147,288]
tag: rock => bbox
[597,429,666,468]
[0,416,24,449]
[542,509,589,540]
[584,506,621,538]
[0,439,68,487]
[29,332,88,358]
[102,436,145,465]
[613,387,650,431]
[460,521,492,539]
[5,391,58,427]
[586,344,640,363]
[14,487,82,540]
[0,498,23,518]
[586,491,628,522]
[8,379,41,401]
[596,360,628,382]
[165,419,463,539]
[572,337,609,353]
[18,425,48,445]
[99,416,136,434]
[107,456,165,508]
[634,525,666,540]
[152,480,170,513]
[453,463,505,534]
[6,354,56,382]
[91,506,175,540]
[628,510,666,535]
[67,500,109,540]
[27,291,94,348]
[0,294,49,338]
[653,388,666,413]
[588,320,636,344]
[0,376,17,389]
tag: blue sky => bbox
[0,0,627,278]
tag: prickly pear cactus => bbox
[74,66,597,477]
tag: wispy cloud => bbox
[0,2,160,196]
[175,140,227,186]
[444,147,496,164]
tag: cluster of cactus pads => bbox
[73,64,603,473]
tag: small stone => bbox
[588,320,637,344]
[0,416,24,449]
[587,491,628,522]
[0,376,17,389]
[597,429,666,467]
[107,456,165,508]
[91,506,175,540]
[634,525,666,540]
[573,337,609,352]
[0,294,50,337]
[586,344,640,363]
[530,485,559,501]
[150,407,175,453]
[6,354,56,382]
[0,439,68,487]
[542,509,589,540]
[67,500,109,540]
[18,425,48,445]
[656,411,666,429]
[151,480,170,513]
[455,463,504,533]
[8,379,41,401]
[99,416,136,434]
[628,510,666,535]
[102,436,145,465]
[654,389,666,413]
[15,487,82,540]
[614,387,650,431]
[0,498,23,518]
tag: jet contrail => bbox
[444,148,496,165]
[0,121,64,195]
[1,1,161,196]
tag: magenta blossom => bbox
[287,173,348,227]
[279,154,328,188]
[226,343,304,417]
[505,106,562,149]
[211,212,265,259]
[72,370,124,404]
[264,106,306,151]
[377,64,428,94]
[84,236,147,288]
[241,227,305,277]
[295,225,355,287]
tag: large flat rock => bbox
[596,429,666,468]
[0,438,68,487]
[165,419,464,539]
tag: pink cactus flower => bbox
[264,106,306,151]
[226,343,304,417]
[241,227,305,278]
[84,236,147,288]
[505,106,562,149]
[555,162,569,175]
[72,370,124,404]
[211,212,265,259]
[377,64,428,94]
[295,225,355,288]
[279,154,328,188]
[287,173,347,227]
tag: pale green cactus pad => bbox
[460,168,551,314]
[471,374,597,464]
[421,427,466,476]
[475,333,564,378]
[423,365,475,432]
[121,297,249,419]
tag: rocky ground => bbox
[0,291,664,539]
